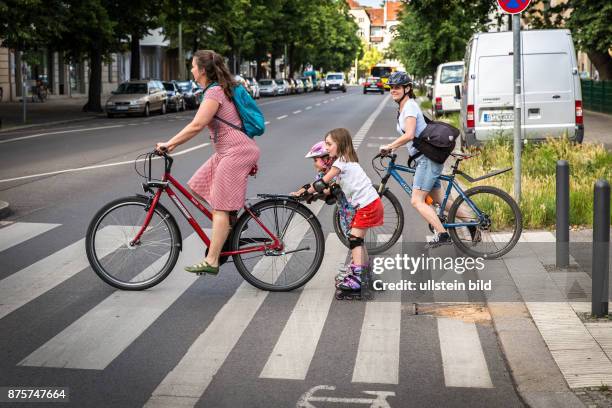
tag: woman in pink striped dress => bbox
[156,50,260,275]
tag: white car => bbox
[433,61,464,116]
[324,73,346,93]
[258,79,278,97]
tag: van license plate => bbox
[483,111,513,123]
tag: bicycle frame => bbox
[380,158,482,229]
[131,154,282,257]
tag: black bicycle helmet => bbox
[387,71,412,86]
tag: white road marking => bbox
[352,235,401,384]
[0,125,125,144]
[438,317,493,388]
[260,234,347,380]
[316,103,321,106]
[297,385,394,408]
[277,115,288,120]
[352,95,390,149]
[0,143,210,183]
[144,202,324,408]
[19,233,204,370]
[0,222,61,253]
[264,121,271,125]
[323,100,329,104]
[0,226,124,320]
[293,110,302,114]
[305,106,312,110]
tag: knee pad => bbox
[348,234,364,250]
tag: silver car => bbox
[258,79,278,97]
[106,80,167,117]
[274,79,290,95]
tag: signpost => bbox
[497,0,531,204]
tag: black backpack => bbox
[409,115,459,165]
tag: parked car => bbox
[162,81,185,112]
[294,78,305,94]
[325,72,346,93]
[235,75,253,97]
[174,80,202,109]
[424,76,433,99]
[106,80,167,117]
[433,61,464,116]
[363,76,384,94]
[286,78,297,94]
[245,77,260,99]
[459,29,584,146]
[300,77,314,92]
[274,79,290,95]
[258,79,278,96]
[317,79,326,91]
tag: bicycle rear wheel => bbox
[231,199,325,291]
[333,185,404,254]
[447,186,522,259]
[85,196,181,290]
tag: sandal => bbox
[184,260,220,275]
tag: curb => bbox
[0,200,11,220]
[488,302,585,408]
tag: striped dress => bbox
[187,86,260,211]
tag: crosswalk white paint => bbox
[0,226,125,320]
[437,317,493,388]
[19,233,205,370]
[260,234,347,380]
[0,222,60,252]
[144,204,322,408]
[352,235,401,384]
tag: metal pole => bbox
[556,160,570,267]
[591,179,610,317]
[512,14,522,203]
[21,52,26,124]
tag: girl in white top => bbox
[308,128,383,298]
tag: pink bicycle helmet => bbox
[305,141,329,158]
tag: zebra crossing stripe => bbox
[19,232,204,370]
[0,226,124,320]
[0,222,61,253]
[144,203,323,408]
[260,233,347,380]
[352,235,401,384]
[438,317,493,388]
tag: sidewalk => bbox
[490,229,612,408]
[584,110,612,149]
[0,96,103,132]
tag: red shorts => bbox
[351,198,384,229]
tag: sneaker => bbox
[425,232,452,249]
[337,274,361,291]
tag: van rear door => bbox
[521,51,575,139]
[475,54,514,140]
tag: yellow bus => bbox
[370,65,396,90]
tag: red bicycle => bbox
[85,151,325,291]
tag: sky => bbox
[357,0,384,7]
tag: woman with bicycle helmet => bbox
[156,50,260,275]
[379,71,451,248]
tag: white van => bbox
[459,29,584,146]
[325,72,346,93]
[433,61,464,116]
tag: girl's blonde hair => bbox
[326,128,359,162]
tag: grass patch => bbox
[460,137,612,229]
[435,112,460,129]
[420,99,432,111]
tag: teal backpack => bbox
[204,82,265,138]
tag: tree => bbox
[389,0,495,78]
[524,0,612,80]
[358,41,384,77]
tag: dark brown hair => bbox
[326,128,359,163]
[193,50,236,100]
[405,83,415,99]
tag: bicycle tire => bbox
[85,195,181,290]
[447,185,522,259]
[231,199,325,292]
[333,185,404,254]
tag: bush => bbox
[460,137,612,229]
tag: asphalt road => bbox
[0,88,523,408]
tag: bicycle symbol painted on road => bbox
[297,385,395,408]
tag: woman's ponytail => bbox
[193,50,236,100]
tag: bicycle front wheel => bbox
[231,199,325,291]
[333,185,404,254]
[85,196,181,290]
[447,186,522,259]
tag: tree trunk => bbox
[588,50,612,81]
[83,48,103,112]
[288,43,296,78]
[130,34,140,80]
[271,54,277,79]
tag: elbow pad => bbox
[313,179,329,194]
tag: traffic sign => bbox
[497,0,531,14]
